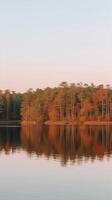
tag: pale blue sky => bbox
[0,0,112,91]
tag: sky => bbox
[0,0,112,92]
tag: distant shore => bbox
[1,120,112,126]
[0,121,20,126]
[45,121,112,126]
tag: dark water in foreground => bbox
[0,125,112,200]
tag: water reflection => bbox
[0,125,112,165]
[0,127,21,154]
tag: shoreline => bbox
[0,120,112,126]
[0,121,21,126]
[44,121,112,126]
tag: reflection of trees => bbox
[21,125,112,165]
[0,127,21,154]
[0,125,112,165]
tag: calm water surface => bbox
[0,125,112,200]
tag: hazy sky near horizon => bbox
[0,0,112,91]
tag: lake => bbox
[0,125,112,200]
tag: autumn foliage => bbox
[20,83,112,124]
[0,83,112,124]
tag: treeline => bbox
[1,82,112,123]
[21,82,112,124]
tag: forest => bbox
[0,82,112,124]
